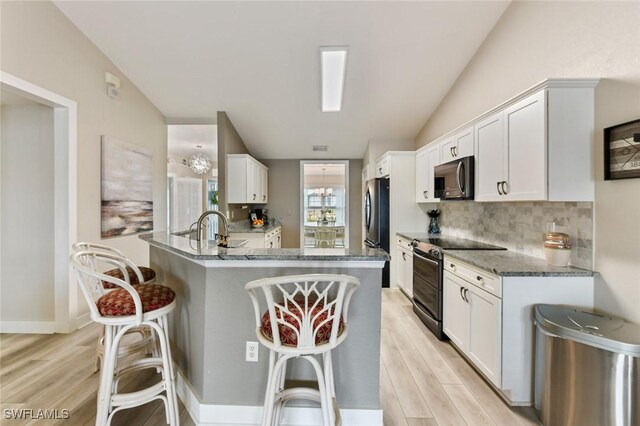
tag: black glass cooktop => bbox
[415,236,506,251]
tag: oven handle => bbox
[413,250,440,266]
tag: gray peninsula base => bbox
[149,245,385,425]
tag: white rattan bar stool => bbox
[72,243,158,371]
[70,251,179,426]
[245,274,360,426]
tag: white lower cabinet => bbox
[443,273,468,349]
[466,284,501,387]
[443,272,501,387]
[395,235,414,297]
[443,255,595,405]
[229,226,281,248]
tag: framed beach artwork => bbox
[101,136,154,238]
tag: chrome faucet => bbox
[195,210,229,246]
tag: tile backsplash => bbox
[430,201,593,269]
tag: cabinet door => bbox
[415,149,429,202]
[440,138,456,164]
[395,246,406,291]
[467,285,502,387]
[426,145,440,201]
[247,160,258,203]
[259,166,268,203]
[376,157,390,178]
[443,272,468,350]
[475,112,506,201]
[404,250,413,297]
[456,127,474,158]
[503,90,547,201]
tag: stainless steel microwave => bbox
[434,155,474,200]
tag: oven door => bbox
[412,250,443,320]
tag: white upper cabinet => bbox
[475,90,546,201]
[375,155,390,178]
[441,126,474,164]
[227,154,269,204]
[415,143,440,203]
[503,90,546,200]
[473,80,597,202]
[475,112,506,202]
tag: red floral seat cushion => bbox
[102,266,156,289]
[260,298,344,346]
[96,284,175,316]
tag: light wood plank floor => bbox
[0,323,194,425]
[0,289,539,425]
[381,289,540,426]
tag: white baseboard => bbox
[0,321,55,334]
[76,313,91,329]
[176,370,382,426]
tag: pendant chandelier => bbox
[188,153,212,175]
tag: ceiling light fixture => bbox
[188,152,212,175]
[320,46,348,112]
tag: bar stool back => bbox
[245,274,360,426]
[70,251,179,425]
[72,243,157,371]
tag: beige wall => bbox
[1,104,55,322]
[262,159,363,248]
[217,111,252,222]
[363,139,414,176]
[1,1,167,269]
[414,1,640,323]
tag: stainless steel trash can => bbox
[534,304,640,426]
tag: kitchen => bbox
[1,1,639,426]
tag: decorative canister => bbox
[543,231,571,266]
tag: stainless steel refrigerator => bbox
[364,177,390,287]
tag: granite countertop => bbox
[228,221,281,234]
[444,250,595,277]
[396,232,432,241]
[140,232,389,262]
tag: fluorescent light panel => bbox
[320,46,348,112]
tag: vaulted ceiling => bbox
[54,1,509,159]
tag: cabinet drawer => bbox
[444,257,502,298]
[396,235,413,252]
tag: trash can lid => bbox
[534,304,640,357]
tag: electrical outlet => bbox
[246,341,259,362]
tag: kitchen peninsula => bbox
[140,231,389,425]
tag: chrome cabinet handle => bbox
[423,190,428,198]
[263,195,266,201]
[454,146,458,156]
[450,147,454,157]
[476,275,483,282]
[402,252,406,261]
[463,288,470,302]
[497,181,503,195]
[253,194,256,200]
[379,167,382,173]
[459,287,465,301]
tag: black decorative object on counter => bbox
[427,209,441,235]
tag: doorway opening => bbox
[167,124,217,238]
[0,72,77,333]
[300,161,349,248]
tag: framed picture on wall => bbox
[101,136,154,237]
[604,118,640,180]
